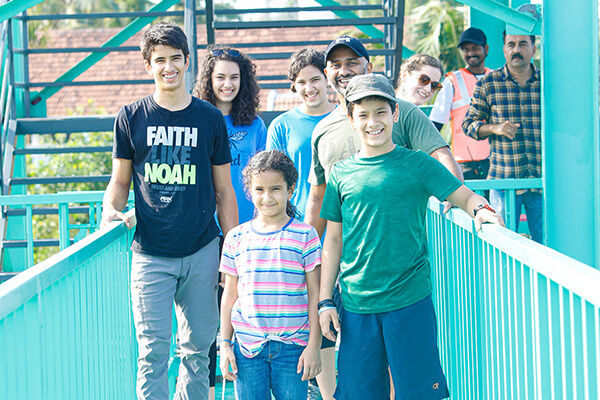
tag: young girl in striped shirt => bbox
[219,150,322,400]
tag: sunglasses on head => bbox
[210,49,241,58]
[417,74,443,93]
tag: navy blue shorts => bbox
[335,295,449,400]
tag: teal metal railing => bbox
[0,210,138,400]
[465,178,543,234]
[1,178,541,272]
[0,191,134,269]
[2,196,598,399]
[427,198,600,399]
[0,208,198,400]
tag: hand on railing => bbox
[474,206,505,232]
[441,200,454,214]
[100,206,132,228]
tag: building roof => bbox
[27,25,361,116]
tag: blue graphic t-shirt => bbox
[113,95,231,257]
[267,108,332,220]
[225,115,267,224]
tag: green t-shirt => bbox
[320,146,462,313]
[308,100,448,185]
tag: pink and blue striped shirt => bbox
[220,218,322,357]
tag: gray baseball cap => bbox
[344,74,397,104]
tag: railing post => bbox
[58,202,70,250]
[205,0,215,46]
[391,0,405,82]
[184,0,197,94]
[542,0,600,268]
[25,204,33,267]
[18,9,29,117]
[505,189,517,232]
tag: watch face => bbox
[474,204,495,215]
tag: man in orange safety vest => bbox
[430,27,492,180]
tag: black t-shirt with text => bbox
[113,95,231,257]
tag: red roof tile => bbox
[28,25,366,116]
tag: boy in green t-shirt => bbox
[318,73,504,400]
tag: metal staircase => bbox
[11,116,114,187]
[1,115,115,272]
[0,0,407,272]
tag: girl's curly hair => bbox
[242,150,299,219]
[193,45,260,126]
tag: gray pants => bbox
[131,237,220,400]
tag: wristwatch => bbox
[473,204,496,216]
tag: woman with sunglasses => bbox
[193,45,267,400]
[396,54,444,106]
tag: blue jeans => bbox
[131,237,220,400]
[490,189,543,243]
[233,340,308,400]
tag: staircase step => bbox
[2,238,74,248]
[0,272,19,283]
[10,175,111,185]
[5,206,94,216]
[14,146,112,155]
[16,116,116,135]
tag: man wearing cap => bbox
[430,27,492,180]
[305,35,463,236]
[462,32,542,243]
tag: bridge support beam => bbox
[542,0,600,268]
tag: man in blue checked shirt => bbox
[462,32,542,243]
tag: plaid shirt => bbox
[463,64,541,194]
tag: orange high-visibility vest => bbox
[448,67,492,162]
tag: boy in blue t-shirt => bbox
[318,74,504,400]
[267,48,338,400]
[267,48,336,221]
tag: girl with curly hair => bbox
[194,46,267,224]
[194,46,267,400]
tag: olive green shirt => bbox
[309,100,448,185]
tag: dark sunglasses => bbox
[210,49,241,58]
[417,74,443,93]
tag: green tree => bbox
[405,0,467,73]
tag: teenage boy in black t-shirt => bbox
[101,22,238,400]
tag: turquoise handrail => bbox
[1,179,542,269]
[2,198,597,399]
[464,178,543,234]
[0,210,138,399]
[427,198,600,399]
[0,191,134,268]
